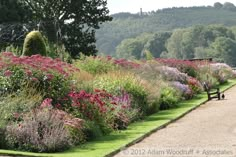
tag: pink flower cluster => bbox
[156,58,199,75]
[156,58,198,69]
[0,52,79,77]
[53,109,84,130]
[187,77,203,93]
[68,89,112,118]
[39,98,83,130]
[67,89,131,121]
[40,98,53,108]
[93,55,140,69]
[113,58,140,69]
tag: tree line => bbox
[96,2,236,56]
[115,25,236,66]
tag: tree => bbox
[144,32,171,58]
[0,0,33,50]
[0,0,32,23]
[116,38,145,59]
[223,2,236,11]
[21,0,112,57]
[214,2,223,9]
[181,31,195,59]
[166,29,186,59]
[116,33,151,59]
[211,37,236,66]
[0,24,34,50]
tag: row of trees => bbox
[96,2,236,55]
[0,0,112,57]
[116,25,236,66]
[116,32,171,59]
[214,2,236,11]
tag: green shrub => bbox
[0,87,43,129]
[197,63,219,87]
[72,70,95,92]
[140,80,162,115]
[159,86,181,110]
[93,71,148,115]
[3,44,22,56]
[23,31,46,56]
[123,79,148,115]
[75,55,117,75]
[82,121,104,140]
[46,43,72,63]
[0,128,6,149]
[144,50,154,60]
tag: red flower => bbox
[55,104,61,108]
[94,89,101,93]
[122,105,126,109]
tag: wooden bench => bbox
[203,82,221,100]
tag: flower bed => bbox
[0,53,235,153]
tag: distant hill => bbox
[96,3,236,55]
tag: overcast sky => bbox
[107,0,236,14]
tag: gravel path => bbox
[114,86,236,157]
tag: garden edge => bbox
[0,80,236,157]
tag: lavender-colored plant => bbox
[171,81,193,99]
[5,107,82,152]
[210,63,235,84]
[158,66,189,83]
[110,91,139,129]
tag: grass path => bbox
[1,80,236,157]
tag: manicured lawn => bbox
[1,80,235,157]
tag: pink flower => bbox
[4,70,13,77]
[40,98,53,108]
[46,74,54,81]
[31,77,39,82]
[25,69,32,76]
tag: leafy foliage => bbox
[93,71,148,115]
[159,86,181,110]
[0,0,32,23]
[75,55,117,75]
[20,0,112,57]
[96,5,236,55]
[23,31,47,56]
[0,88,42,129]
[113,24,236,66]
[0,50,235,153]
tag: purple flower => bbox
[172,81,193,99]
